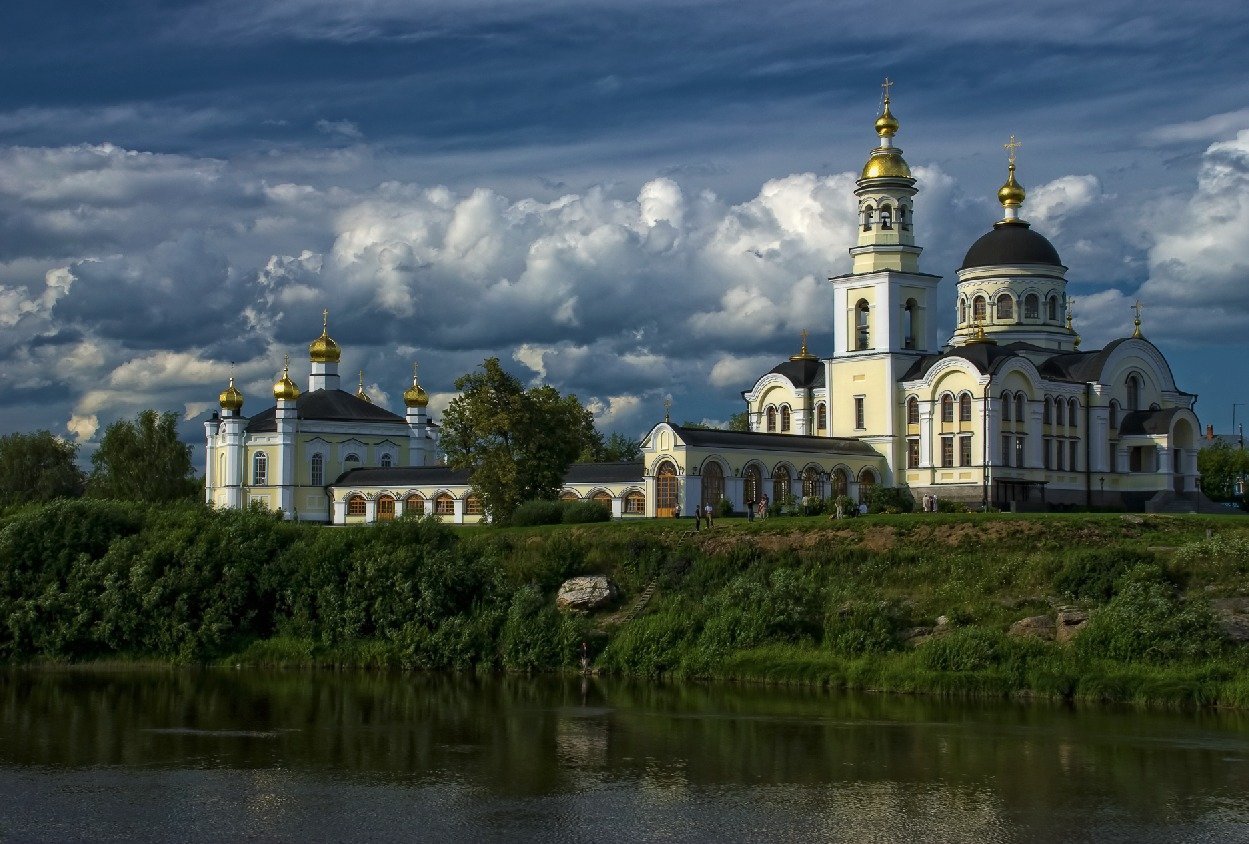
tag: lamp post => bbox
[1099,475,1105,507]
[1234,404,1245,447]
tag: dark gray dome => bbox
[960,221,1062,270]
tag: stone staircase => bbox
[1144,490,1228,515]
[623,579,658,622]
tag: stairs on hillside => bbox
[623,579,658,622]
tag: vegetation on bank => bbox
[2,500,1248,708]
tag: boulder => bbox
[1055,607,1091,644]
[1213,598,1249,643]
[1009,615,1056,641]
[556,576,618,613]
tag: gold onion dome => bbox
[309,309,341,363]
[875,99,899,138]
[274,357,300,401]
[219,376,244,412]
[861,87,911,180]
[356,371,372,403]
[403,364,429,408]
[998,162,1026,210]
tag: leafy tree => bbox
[440,358,597,523]
[598,432,641,462]
[1198,441,1249,502]
[0,431,84,507]
[727,411,750,432]
[87,410,199,503]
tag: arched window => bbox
[1001,391,1013,422]
[625,491,645,514]
[1068,399,1079,430]
[1047,295,1059,321]
[1109,400,1120,430]
[816,403,827,431]
[780,406,791,432]
[899,204,910,230]
[904,298,918,349]
[379,453,393,468]
[743,464,762,505]
[377,495,395,521]
[772,465,792,504]
[1126,375,1141,411]
[857,468,877,503]
[862,204,874,231]
[996,293,1014,321]
[1015,393,1026,423]
[941,394,954,423]
[972,296,987,322]
[405,494,425,515]
[832,468,849,497]
[217,453,225,483]
[1055,398,1065,427]
[1044,397,1053,425]
[701,462,724,509]
[766,406,777,432]
[855,300,871,350]
[310,453,324,486]
[434,493,455,515]
[346,494,366,516]
[252,452,267,485]
[879,203,893,229]
[802,466,824,499]
[959,393,972,422]
[465,495,484,515]
[656,461,678,516]
[1024,293,1039,320]
[344,452,360,467]
[592,490,612,508]
[959,297,967,326]
[907,396,919,425]
[560,490,579,501]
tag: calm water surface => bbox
[1,670,1246,842]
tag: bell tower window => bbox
[903,298,918,350]
[959,297,967,326]
[862,205,874,231]
[855,300,871,350]
[1047,295,1059,321]
[898,204,909,230]
[879,204,893,230]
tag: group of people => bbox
[746,494,769,521]
[920,493,940,513]
[675,502,718,530]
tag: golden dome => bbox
[355,371,371,403]
[875,99,899,139]
[861,150,912,180]
[403,363,429,408]
[998,162,1026,209]
[273,356,300,402]
[309,309,341,364]
[219,376,244,412]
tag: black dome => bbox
[960,221,1062,270]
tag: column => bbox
[364,497,377,523]
[919,405,934,468]
[333,498,347,524]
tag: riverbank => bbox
[3,500,1247,707]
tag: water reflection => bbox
[1,670,1247,842]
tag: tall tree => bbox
[441,359,597,522]
[1198,441,1249,502]
[0,431,85,507]
[87,410,199,503]
[727,411,750,432]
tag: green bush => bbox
[500,583,576,671]
[1053,548,1154,603]
[918,627,1008,672]
[716,497,735,518]
[825,599,907,656]
[832,495,857,517]
[561,500,610,524]
[509,499,564,526]
[1075,569,1225,664]
[800,496,827,516]
[866,485,915,514]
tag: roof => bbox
[899,341,1024,380]
[960,221,1063,270]
[246,388,407,433]
[1119,407,1182,436]
[563,461,644,484]
[766,358,824,389]
[672,425,878,456]
[332,461,644,488]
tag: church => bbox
[204,85,1204,522]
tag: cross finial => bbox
[800,328,809,352]
[663,396,672,423]
[1004,134,1022,167]
[322,308,329,331]
[412,361,420,384]
[1131,299,1143,337]
[881,77,893,103]
[359,369,365,387]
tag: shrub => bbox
[800,496,827,516]
[831,495,856,517]
[825,599,907,656]
[716,497,735,518]
[500,583,575,671]
[1074,569,1225,664]
[918,627,1008,672]
[561,500,610,524]
[866,485,915,514]
[1053,548,1154,603]
[509,499,563,526]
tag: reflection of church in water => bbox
[205,84,1206,522]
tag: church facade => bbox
[204,87,1204,522]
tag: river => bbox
[1,670,1246,842]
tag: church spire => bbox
[998,135,1027,224]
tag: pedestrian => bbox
[835,500,844,520]
[692,505,701,530]
[674,502,681,520]
[747,498,755,521]
[858,501,868,516]
[704,502,713,528]
[922,493,930,513]
[930,493,938,513]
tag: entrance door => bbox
[655,462,678,517]
[377,496,395,521]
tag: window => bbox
[832,469,849,497]
[904,299,917,349]
[959,435,973,467]
[347,494,366,516]
[592,491,612,508]
[973,296,987,322]
[854,397,865,430]
[907,439,920,469]
[744,465,762,504]
[996,293,1014,321]
[899,204,910,230]
[880,204,893,229]
[959,298,967,326]
[1126,375,1141,411]
[780,406,791,432]
[625,491,645,514]
[1043,438,1053,470]
[252,452,267,485]
[310,453,323,486]
[907,396,919,425]
[560,490,579,501]
[434,493,455,515]
[857,469,877,503]
[772,465,792,503]
[1110,446,1118,473]
[1068,399,1079,429]
[1069,440,1079,471]
[466,495,484,515]
[941,394,954,423]
[1001,391,1012,422]
[1015,394,1026,424]
[1015,436,1026,468]
[766,406,777,432]
[405,494,425,515]
[656,461,678,514]
[1109,401,1119,430]
[344,452,360,466]
[1002,434,1012,467]
[941,435,954,468]
[1048,295,1059,321]
[380,453,393,468]
[702,462,725,509]
[862,204,874,231]
[1024,293,1039,319]
[816,403,827,431]
[802,466,823,499]
[1055,398,1064,427]
[377,495,395,521]
[855,300,871,350]
[959,393,972,422]
[1044,398,1052,425]
[1055,441,1065,471]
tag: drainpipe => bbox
[1085,383,1093,509]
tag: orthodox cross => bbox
[881,77,893,102]
[800,328,810,354]
[412,361,420,383]
[1004,135,1022,165]
[1131,299,1144,337]
[322,308,329,330]
[663,396,672,423]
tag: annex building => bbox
[204,87,1205,522]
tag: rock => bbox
[1055,607,1090,644]
[1213,598,1249,643]
[901,626,934,641]
[1009,615,1056,641]
[935,615,950,628]
[555,576,618,613]
[1120,514,1145,525]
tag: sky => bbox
[3,0,1249,468]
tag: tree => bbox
[87,409,199,503]
[727,411,750,432]
[1197,441,1249,503]
[440,359,597,522]
[0,431,84,507]
[599,432,641,462]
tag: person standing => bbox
[747,498,755,522]
[704,502,714,528]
